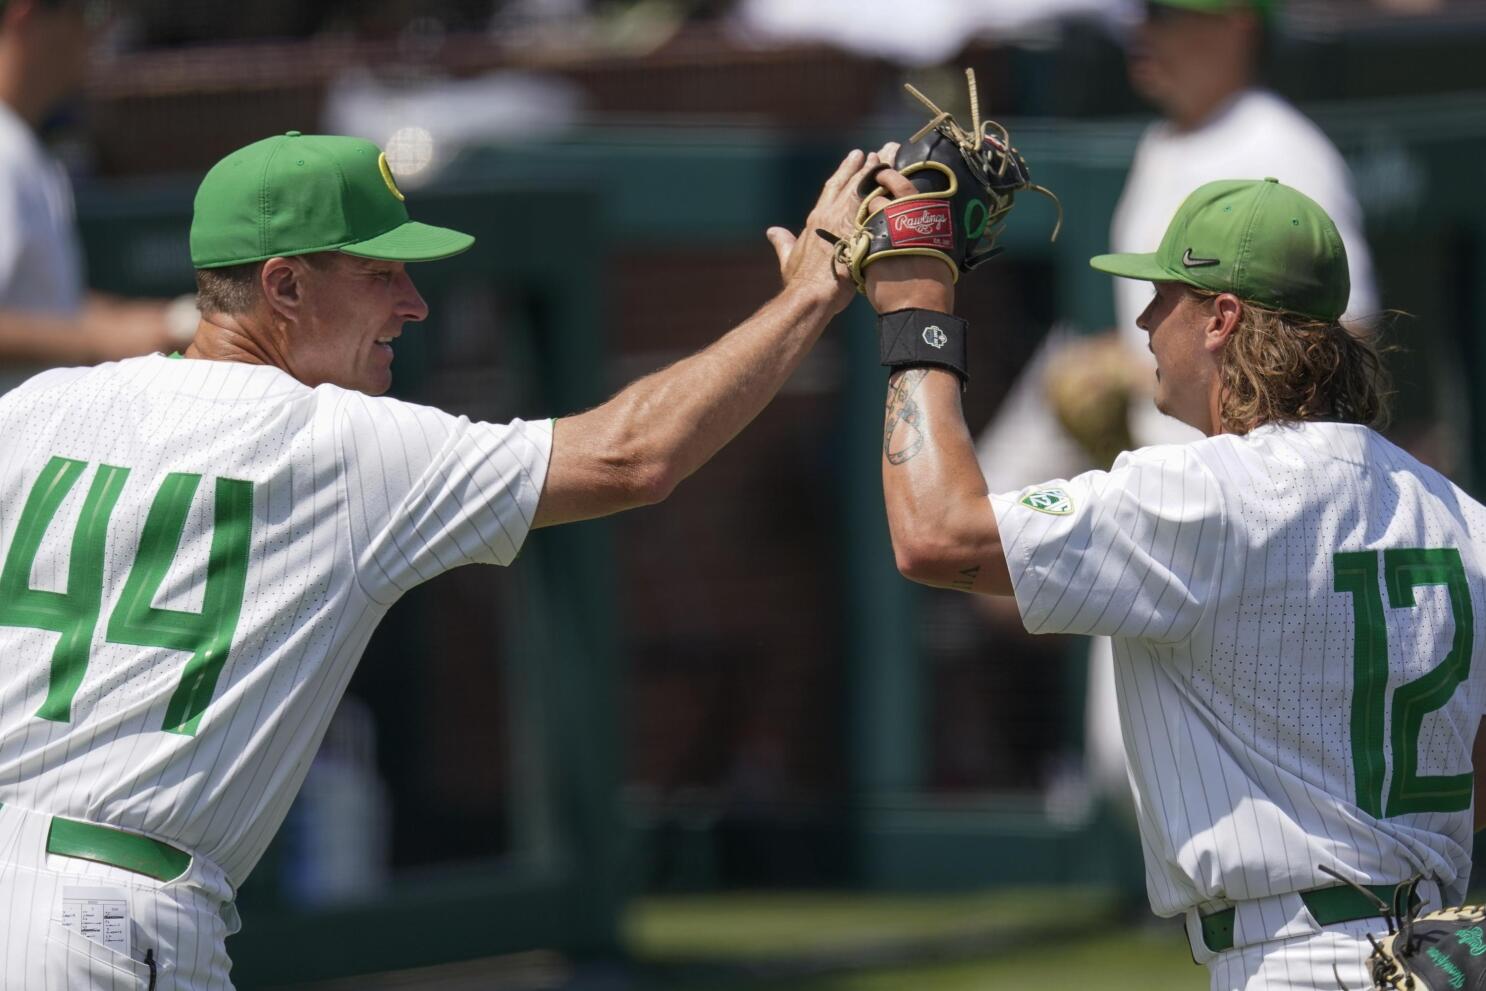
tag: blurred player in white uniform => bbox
[870,171,1485,990]
[975,0,1379,810]
[0,0,186,395]
[0,132,907,988]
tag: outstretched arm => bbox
[0,293,183,364]
[533,148,887,528]
[869,170,1013,596]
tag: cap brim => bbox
[1089,252,1173,282]
[341,220,474,262]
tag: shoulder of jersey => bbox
[1112,437,1224,472]
[2,362,93,400]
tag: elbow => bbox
[624,459,680,508]
[894,548,935,586]
[592,398,682,510]
[604,431,681,509]
[891,528,957,586]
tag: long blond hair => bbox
[1191,289,1392,435]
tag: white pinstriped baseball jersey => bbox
[0,354,551,888]
[991,420,1486,918]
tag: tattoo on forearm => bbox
[883,369,929,465]
[951,565,981,592]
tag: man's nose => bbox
[398,271,429,322]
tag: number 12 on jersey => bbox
[1334,548,1475,819]
[0,456,253,736]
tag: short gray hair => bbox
[193,262,264,316]
[194,252,335,316]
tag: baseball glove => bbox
[1367,901,1486,990]
[1042,331,1140,469]
[819,68,1062,294]
[1312,866,1486,990]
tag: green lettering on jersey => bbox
[0,458,254,735]
[1332,548,1475,819]
[1334,550,1388,818]
[0,457,130,722]
[108,474,253,736]
[1382,548,1474,815]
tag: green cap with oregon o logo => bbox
[1089,177,1349,322]
[190,131,474,268]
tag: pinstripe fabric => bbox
[991,422,1486,944]
[0,804,232,990]
[0,354,551,986]
[1205,918,1377,991]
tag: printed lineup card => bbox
[61,887,131,958]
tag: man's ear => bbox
[1205,293,1242,353]
[260,258,303,320]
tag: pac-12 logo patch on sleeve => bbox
[1019,487,1073,515]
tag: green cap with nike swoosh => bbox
[1090,177,1350,322]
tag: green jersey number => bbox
[1333,548,1475,818]
[0,456,253,736]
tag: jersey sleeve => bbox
[335,391,553,603]
[989,445,1225,641]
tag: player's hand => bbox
[864,167,956,315]
[767,144,898,315]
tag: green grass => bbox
[627,888,1118,961]
[780,928,1201,991]
[627,889,1204,991]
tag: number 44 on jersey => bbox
[0,456,253,736]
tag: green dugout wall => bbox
[71,91,1486,981]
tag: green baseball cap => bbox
[1089,177,1349,322]
[190,131,474,269]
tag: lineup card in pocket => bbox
[61,887,132,958]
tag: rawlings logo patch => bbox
[885,201,954,250]
[1019,487,1072,516]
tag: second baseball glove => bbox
[1367,902,1486,990]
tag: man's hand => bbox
[767,145,898,315]
[863,168,955,315]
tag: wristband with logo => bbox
[879,309,969,384]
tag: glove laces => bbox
[903,68,1063,242]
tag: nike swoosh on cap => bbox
[1183,248,1220,268]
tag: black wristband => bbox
[878,309,969,384]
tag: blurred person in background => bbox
[973,0,1378,818]
[0,0,187,394]
[731,0,1134,67]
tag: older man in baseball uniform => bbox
[0,131,897,988]
[870,171,1485,990]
